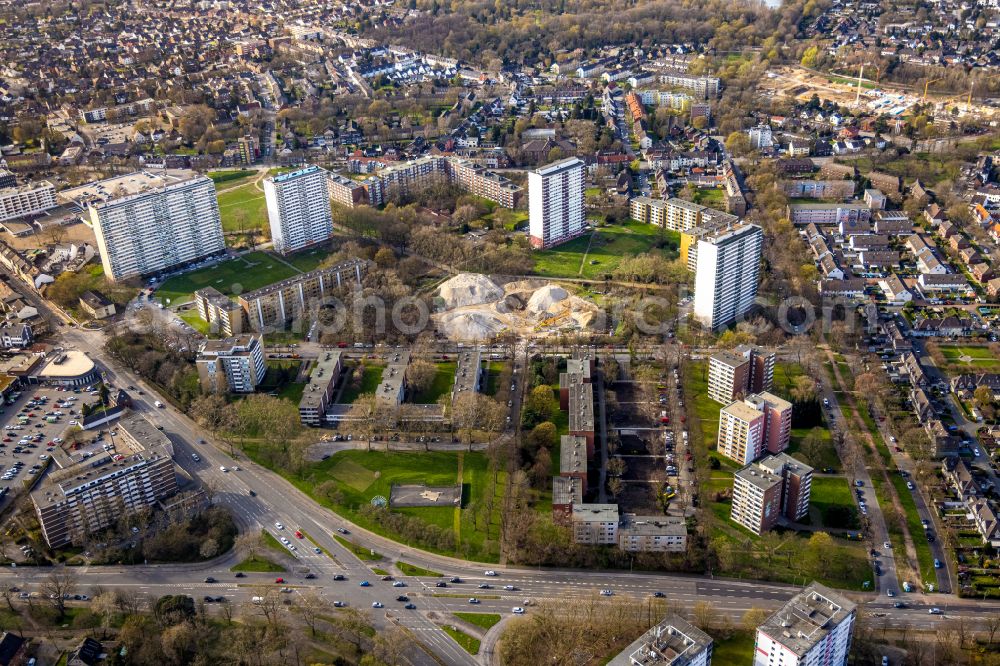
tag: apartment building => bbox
[299,350,343,426]
[529,157,585,249]
[717,400,765,465]
[679,209,741,271]
[608,614,713,666]
[0,181,57,222]
[617,514,688,553]
[327,171,369,208]
[778,180,856,200]
[552,476,584,518]
[194,286,244,336]
[744,392,793,455]
[657,67,720,99]
[560,434,590,494]
[377,350,410,407]
[572,503,620,545]
[452,349,483,408]
[238,259,368,331]
[355,156,522,209]
[31,414,178,548]
[448,158,522,208]
[88,174,224,281]
[785,202,871,227]
[731,454,813,534]
[693,223,763,331]
[706,346,775,404]
[195,334,266,393]
[631,196,738,235]
[753,583,855,666]
[263,165,333,255]
[0,169,16,189]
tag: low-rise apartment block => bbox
[753,583,855,666]
[785,202,871,227]
[617,514,688,553]
[559,434,590,494]
[196,334,266,393]
[706,346,774,404]
[377,350,410,407]
[299,350,343,426]
[778,180,855,200]
[31,414,178,548]
[608,614,713,666]
[572,503,620,545]
[327,172,369,208]
[357,156,522,209]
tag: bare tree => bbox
[293,592,331,637]
[41,569,78,618]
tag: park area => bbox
[155,251,299,306]
[936,344,1000,372]
[241,448,506,562]
[532,220,678,280]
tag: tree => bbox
[294,592,332,637]
[807,531,834,571]
[526,421,557,454]
[607,457,627,477]
[160,623,198,665]
[42,569,78,619]
[799,428,828,467]
[374,247,397,268]
[522,385,554,426]
[199,537,219,559]
[154,595,196,626]
[725,131,751,158]
[790,376,818,403]
[607,476,624,498]
[405,359,438,398]
[801,45,819,68]
[741,607,769,634]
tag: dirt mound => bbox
[437,310,507,340]
[437,273,504,309]
[526,285,569,314]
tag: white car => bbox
[372,602,384,608]
[484,570,498,576]
[884,541,892,549]
[219,466,228,472]
[468,598,480,604]
[154,401,164,408]
[275,522,284,530]
[600,589,613,596]
[68,420,79,426]
[512,607,525,614]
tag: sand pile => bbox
[437,310,507,339]
[437,273,504,309]
[526,285,569,315]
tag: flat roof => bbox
[567,381,595,433]
[553,476,583,505]
[757,452,813,477]
[37,351,95,379]
[59,170,195,207]
[535,156,584,177]
[607,614,712,666]
[239,259,367,302]
[619,514,686,537]
[559,435,588,474]
[710,350,747,370]
[572,503,619,523]
[735,462,782,492]
[758,583,856,657]
[299,351,342,410]
[269,164,325,184]
[721,399,763,423]
[199,335,259,356]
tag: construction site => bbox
[433,273,604,341]
[762,65,1000,121]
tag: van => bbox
[252,596,264,604]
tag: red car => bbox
[275,578,285,584]
[294,531,303,539]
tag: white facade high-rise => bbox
[693,223,763,331]
[529,157,585,249]
[264,165,333,255]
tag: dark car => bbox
[204,577,216,583]
[333,574,346,581]
[396,595,409,602]
[204,596,215,603]
[304,573,316,580]
[450,577,462,584]
[381,575,394,581]
[652,592,665,598]
[404,603,416,609]
[234,572,246,578]
[435,582,448,588]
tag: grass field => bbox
[452,613,501,630]
[787,426,839,472]
[262,530,288,556]
[284,246,333,273]
[334,535,382,561]
[713,631,755,662]
[231,555,285,572]
[442,625,481,654]
[209,169,258,188]
[329,458,379,492]
[217,181,267,233]
[692,188,725,207]
[156,251,299,306]
[889,475,938,586]
[809,476,860,530]
[241,449,505,562]
[179,310,211,335]
[398,561,443,577]
[412,362,456,404]
[938,345,1000,371]
[338,364,385,404]
[532,220,678,280]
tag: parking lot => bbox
[0,384,107,499]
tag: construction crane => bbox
[922,77,943,102]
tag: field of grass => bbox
[712,631,756,662]
[209,169,258,188]
[442,625,481,654]
[338,364,384,404]
[532,220,679,280]
[485,361,506,396]
[240,448,505,562]
[889,475,938,586]
[156,251,299,306]
[217,181,267,233]
[453,612,501,630]
[285,246,334,273]
[809,476,860,530]
[179,310,211,335]
[411,362,456,404]
[275,381,306,404]
[262,529,288,556]
[692,187,725,207]
[938,345,1000,370]
[398,561,443,577]
[231,555,286,572]
[787,426,840,472]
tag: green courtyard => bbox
[532,220,678,280]
[937,344,1000,372]
[217,181,268,233]
[156,251,300,306]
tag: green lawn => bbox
[156,251,299,306]
[787,426,839,472]
[452,612,501,630]
[442,625,481,654]
[231,555,286,572]
[938,345,1000,370]
[284,246,334,273]
[485,361,506,396]
[532,220,679,280]
[179,310,211,335]
[809,476,860,530]
[398,561,443,577]
[209,169,258,188]
[338,364,385,404]
[692,187,725,207]
[240,449,506,562]
[889,475,938,587]
[217,181,268,233]
[275,382,306,404]
[411,362,456,404]
[713,630,756,662]
[262,529,288,556]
